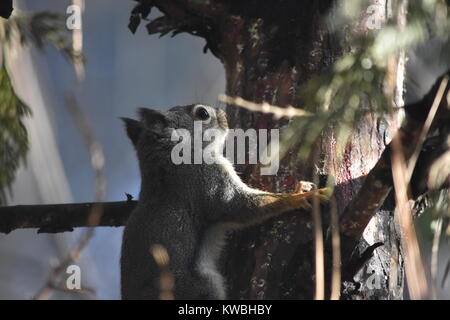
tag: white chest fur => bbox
[196,224,228,299]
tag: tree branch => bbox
[339,70,450,268]
[0,200,136,234]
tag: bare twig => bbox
[311,152,325,300]
[329,197,341,300]
[391,134,429,300]
[71,0,85,83]
[150,244,175,300]
[406,76,449,182]
[33,94,106,300]
[219,94,312,119]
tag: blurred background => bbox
[0,0,224,299]
[0,0,448,299]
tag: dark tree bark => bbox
[0,201,136,234]
[215,2,346,300]
[218,1,401,300]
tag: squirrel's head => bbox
[122,104,229,162]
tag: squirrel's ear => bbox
[138,108,168,129]
[121,117,142,146]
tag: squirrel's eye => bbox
[195,107,210,121]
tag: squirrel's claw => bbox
[291,187,331,211]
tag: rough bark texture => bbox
[217,2,403,300]
[207,1,339,300]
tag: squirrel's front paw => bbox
[291,187,331,210]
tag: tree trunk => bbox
[214,1,405,299]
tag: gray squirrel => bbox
[120,104,328,300]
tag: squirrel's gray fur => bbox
[120,104,326,300]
